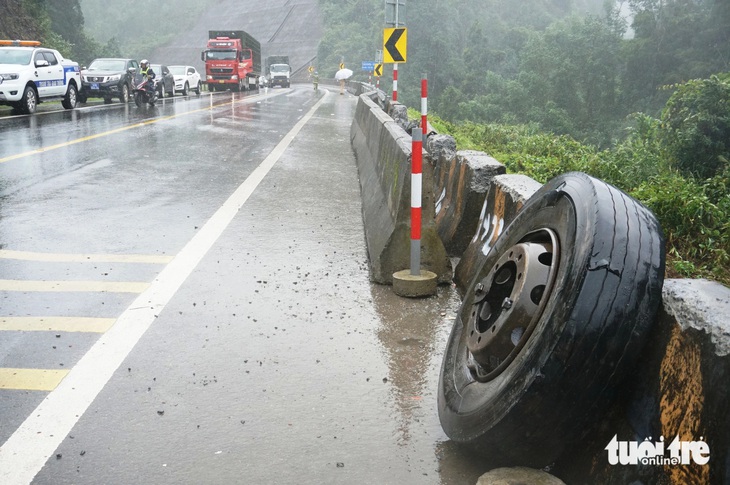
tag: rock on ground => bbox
[476,467,566,485]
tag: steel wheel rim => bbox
[465,228,560,382]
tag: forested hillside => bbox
[318,0,729,284]
[79,0,214,60]
[318,0,729,148]
[0,0,120,64]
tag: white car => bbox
[168,65,201,96]
[0,39,81,114]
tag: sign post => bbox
[384,0,406,102]
[421,74,428,135]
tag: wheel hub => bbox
[466,229,559,381]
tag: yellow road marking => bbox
[0,249,173,264]
[0,280,149,293]
[0,317,116,333]
[0,368,69,391]
[0,90,284,164]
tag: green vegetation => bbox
[0,0,121,64]
[1,0,212,65]
[418,74,730,285]
[319,0,729,148]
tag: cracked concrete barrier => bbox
[452,173,542,295]
[350,92,451,285]
[433,149,506,258]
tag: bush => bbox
[659,75,730,179]
[423,112,730,286]
[631,171,729,281]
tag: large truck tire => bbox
[438,172,665,467]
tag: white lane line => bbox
[0,317,116,333]
[0,250,174,264]
[0,90,330,485]
[0,280,149,293]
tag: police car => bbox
[0,40,81,114]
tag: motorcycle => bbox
[132,71,157,107]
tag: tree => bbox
[659,75,730,179]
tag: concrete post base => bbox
[392,269,438,297]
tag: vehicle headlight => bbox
[108,74,121,82]
[0,73,19,81]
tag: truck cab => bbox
[201,31,261,92]
[268,63,291,88]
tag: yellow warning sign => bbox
[383,27,407,63]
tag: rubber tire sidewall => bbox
[437,172,665,467]
[120,84,129,104]
[20,85,37,114]
[62,83,77,109]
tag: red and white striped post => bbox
[410,127,423,275]
[421,73,428,135]
[392,64,398,102]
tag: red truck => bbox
[201,30,261,92]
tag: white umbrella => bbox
[335,68,353,81]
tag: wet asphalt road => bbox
[0,86,487,484]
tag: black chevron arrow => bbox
[385,28,405,62]
[374,64,382,76]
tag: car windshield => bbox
[206,50,236,61]
[168,66,187,75]
[88,59,126,71]
[150,65,162,73]
[0,49,32,65]
[270,65,289,73]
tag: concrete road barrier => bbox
[433,149,506,259]
[350,92,450,285]
[452,173,542,295]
